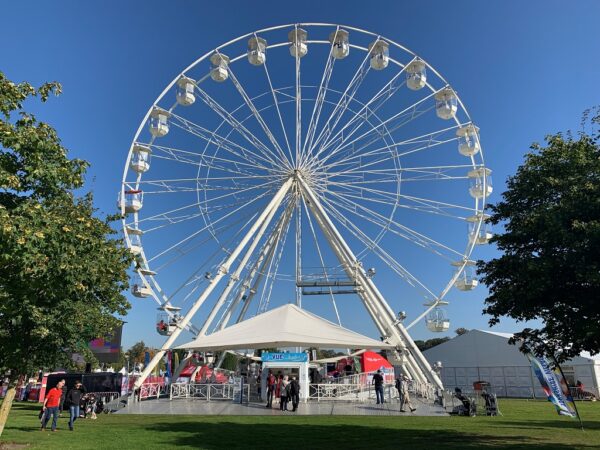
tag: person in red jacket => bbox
[265,371,276,408]
[42,380,65,431]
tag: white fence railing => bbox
[307,380,438,403]
[138,383,166,400]
[170,383,250,402]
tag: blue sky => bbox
[2,0,599,350]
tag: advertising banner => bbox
[262,352,308,363]
[89,323,122,363]
[528,354,578,418]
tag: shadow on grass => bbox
[146,421,592,449]
[491,419,600,431]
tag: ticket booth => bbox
[261,352,309,401]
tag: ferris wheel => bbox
[119,23,492,388]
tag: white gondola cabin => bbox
[329,29,349,59]
[369,40,389,70]
[210,53,230,82]
[288,28,308,58]
[435,88,458,120]
[426,307,450,332]
[131,272,152,298]
[126,226,143,256]
[130,143,151,173]
[248,36,267,66]
[466,213,493,245]
[156,305,181,336]
[456,124,480,157]
[406,60,427,90]
[176,76,196,106]
[149,107,170,137]
[118,189,143,214]
[452,260,478,291]
[468,167,493,199]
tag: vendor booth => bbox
[260,352,309,401]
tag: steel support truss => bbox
[134,174,442,391]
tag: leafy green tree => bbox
[414,337,450,352]
[126,341,149,366]
[0,72,132,435]
[478,109,600,361]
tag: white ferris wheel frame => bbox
[120,23,490,391]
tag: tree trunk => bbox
[0,378,18,438]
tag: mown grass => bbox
[1,400,599,449]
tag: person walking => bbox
[65,380,86,431]
[266,371,276,408]
[395,376,403,404]
[289,376,300,412]
[372,370,385,404]
[400,375,417,413]
[41,380,65,431]
[58,378,67,416]
[279,375,289,411]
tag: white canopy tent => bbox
[424,330,600,398]
[176,304,394,351]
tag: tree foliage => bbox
[0,71,132,384]
[455,328,469,336]
[414,337,450,351]
[478,109,600,361]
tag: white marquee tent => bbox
[177,304,395,351]
[424,329,600,398]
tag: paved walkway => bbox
[117,397,448,416]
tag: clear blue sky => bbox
[2,0,599,350]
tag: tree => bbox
[414,337,450,351]
[126,341,149,366]
[478,109,600,362]
[0,72,132,435]
[455,328,469,336]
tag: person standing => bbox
[275,374,283,405]
[395,376,403,404]
[279,375,289,411]
[400,375,416,412]
[289,376,300,412]
[58,378,67,416]
[65,380,86,431]
[265,371,276,408]
[41,380,64,431]
[372,370,385,404]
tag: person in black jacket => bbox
[58,378,67,416]
[65,380,86,431]
[289,377,300,412]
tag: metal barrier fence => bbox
[569,386,598,400]
[81,391,121,407]
[170,383,250,402]
[307,380,437,403]
[138,383,166,400]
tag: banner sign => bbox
[89,323,122,363]
[262,352,308,363]
[528,354,577,418]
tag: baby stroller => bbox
[80,393,102,419]
[450,388,476,416]
[481,390,498,416]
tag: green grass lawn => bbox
[1,400,599,449]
